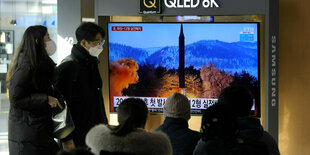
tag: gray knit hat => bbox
[164,92,191,120]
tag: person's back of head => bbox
[194,104,239,155]
[201,103,238,142]
[218,84,254,117]
[164,92,191,120]
[112,98,148,135]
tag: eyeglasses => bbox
[89,39,105,46]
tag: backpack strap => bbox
[61,55,74,63]
[61,55,79,82]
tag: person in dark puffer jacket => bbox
[193,103,269,155]
[7,25,60,155]
[193,103,240,155]
[218,84,280,155]
[156,92,201,155]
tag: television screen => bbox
[108,22,260,116]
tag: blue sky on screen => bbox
[108,23,258,48]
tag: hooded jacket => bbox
[86,124,172,155]
[193,117,278,155]
[237,117,280,155]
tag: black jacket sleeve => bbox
[55,61,75,141]
[54,61,75,107]
[9,63,50,111]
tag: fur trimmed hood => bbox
[86,124,172,155]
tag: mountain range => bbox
[109,40,258,77]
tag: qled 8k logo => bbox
[164,0,219,8]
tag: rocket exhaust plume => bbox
[109,58,139,110]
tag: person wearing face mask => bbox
[6,25,61,155]
[45,39,57,56]
[55,22,108,150]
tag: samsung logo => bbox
[271,35,277,107]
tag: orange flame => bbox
[109,58,139,111]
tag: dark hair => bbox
[75,22,105,43]
[111,98,148,136]
[218,85,254,117]
[6,25,55,88]
[201,103,238,142]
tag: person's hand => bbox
[63,139,75,151]
[48,96,63,109]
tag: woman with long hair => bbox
[86,98,172,155]
[7,25,61,155]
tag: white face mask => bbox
[45,40,57,56]
[88,40,104,57]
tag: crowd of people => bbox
[6,22,280,155]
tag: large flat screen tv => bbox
[108,22,260,116]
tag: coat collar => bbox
[162,117,189,128]
[71,44,99,64]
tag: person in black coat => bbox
[218,84,280,155]
[55,22,108,149]
[194,103,240,155]
[194,103,269,155]
[156,92,201,155]
[7,25,61,155]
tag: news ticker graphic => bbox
[240,33,254,42]
[112,26,143,31]
[113,96,218,110]
[240,28,255,42]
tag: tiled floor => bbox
[0,93,9,155]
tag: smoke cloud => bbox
[109,58,139,109]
